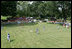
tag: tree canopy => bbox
[1,1,17,17]
[1,1,71,21]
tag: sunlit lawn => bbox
[1,22,71,48]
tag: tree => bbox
[1,1,17,17]
[16,1,30,17]
[57,1,71,22]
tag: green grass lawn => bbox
[1,16,12,20]
[1,16,8,20]
[1,22,71,48]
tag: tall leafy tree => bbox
[1,1,17,17]
[57,1,71,22]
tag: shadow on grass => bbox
[10,39,15,42]
[47,22,54,24]
[58,23,63,26]
[2,22,38,27]
[47,22,63,26]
